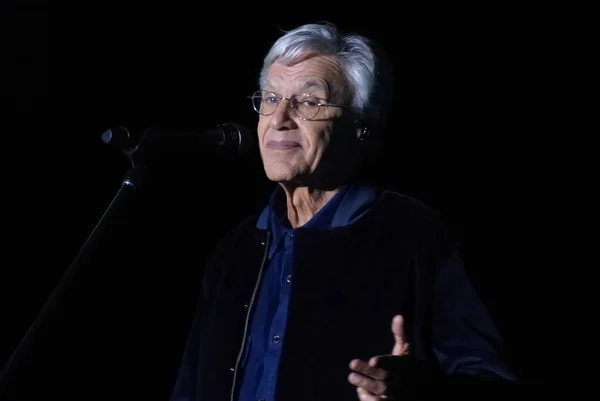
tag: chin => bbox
[264,171,295,183]
[263,166,300,183]
[261,160,298,182]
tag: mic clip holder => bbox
[102,125,157,190]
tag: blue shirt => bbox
[235,184,516,401]
[236,184,378,401]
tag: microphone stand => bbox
[0,127,150,394]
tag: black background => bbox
[1,1,566,399]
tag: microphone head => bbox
[217,121,256,154]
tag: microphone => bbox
[101,121,256,156]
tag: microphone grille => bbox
[218,122,256,154]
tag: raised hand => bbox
[348,315,410,400]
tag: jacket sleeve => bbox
[431,247,517,381]
[168,228,238,401]
[423,247,522,398]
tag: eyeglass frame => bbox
[248,89,356,121]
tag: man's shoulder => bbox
[231,212,263,234]
[366,188,458,245]
[214,212,264,248]
[379,189,438,212]
[377,189,446,223]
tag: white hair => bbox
[259,22,394,127]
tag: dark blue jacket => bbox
[170,187,517,401]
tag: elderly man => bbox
[170,22,517,401]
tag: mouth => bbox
[266,140,302,150]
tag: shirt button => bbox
[272,335,281,343]
[286,274,292,283]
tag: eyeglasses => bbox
[249,90,351,121]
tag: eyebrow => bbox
[263,80,329,96]
[300,80,331,97]
[301,81,325,91]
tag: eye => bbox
[299,97,320,107]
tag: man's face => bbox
[256,55,357,184]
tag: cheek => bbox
[257,117,269,139]
[310,124,333,149]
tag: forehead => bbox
[264,55,347,96]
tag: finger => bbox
[348,372,387,395]
[356,386,379,401]
[391,315,409,356]
[349,358,388,380]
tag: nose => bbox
[269,98,296,130]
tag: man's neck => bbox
[280,184,340,228]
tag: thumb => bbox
[391,314,409,356]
